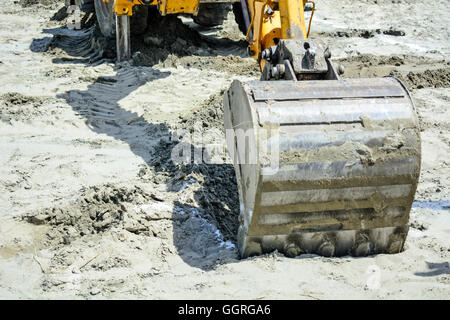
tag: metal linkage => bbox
[116,14,131,61]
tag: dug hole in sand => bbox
[0,0,449,299]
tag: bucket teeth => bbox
[352,232,372,256]
[284,242,303,258]
[224,77,421,258]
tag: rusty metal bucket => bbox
[224,77,421,258]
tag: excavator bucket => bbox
[224,77,421,258]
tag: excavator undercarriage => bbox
[87,0,421,258]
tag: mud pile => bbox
[131,8,205,66]
[176,91,240,242]
[178,91,226,131]
[390,68,450,90]
[19,0,38,7]
[0,93,46,123]
[1,92,44,107]
[24,184,156,245]
[319,28,405,39]
[336,54,411,67]
[336,54,450,90]
[171,55,259,76]
[19,0,61,7]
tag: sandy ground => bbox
[0,0,449,299]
